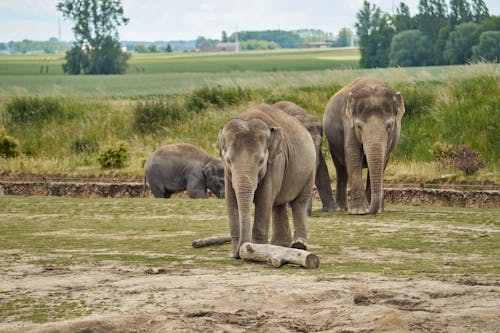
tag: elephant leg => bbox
[289,176,313,250]
[225,180,241,258]
[252,182,273,244]
[186,175,208,199]
[316,152,341,212]
[271,204,292,247]
[333,162,348,210]
[346,144,369,215]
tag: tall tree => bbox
[221,30,228,43]
[355,1,394,68]
[471,0,489,23]
[392,2,414,33]
[57,0,129,74]
[444,22,480,64]
[389,30,434,66]
[335,27,353,47]
[450,0,472,25]
[472,31,500,62]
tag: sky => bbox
[0,0,498,42]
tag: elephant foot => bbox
[322,205,342,213]
[348,207,370,215]
[290,239,307,250]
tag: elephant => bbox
[143,143,225,199]
[323,77,405,215]
[273,101,340,214]
[217,103,317,258]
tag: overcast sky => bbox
[0,0,498,42]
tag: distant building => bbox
[216,42,238,52]
[198,42,212,52]
[298,42,331,49]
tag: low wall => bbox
[1,181,498,208]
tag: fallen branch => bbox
[192,235,231,248]
[239,242,320,269]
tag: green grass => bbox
[0,195,498,275]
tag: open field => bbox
[0,195,499,332]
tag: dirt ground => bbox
[1,261,499,333]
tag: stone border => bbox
[1,181,498,208]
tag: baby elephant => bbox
[144,143,225,199]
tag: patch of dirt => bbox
[0,263,499,333]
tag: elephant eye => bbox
[355,121,364,130]
[385,119,394,129]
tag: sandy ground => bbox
[1,261,499,333]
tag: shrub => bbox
[185,85,253,111]
[70,137,99,154]
[133,98,184,133]
[429,141,455,161]
[453,145,485,175]
[394,82,438,119]
[5,96,63,124]
[97,142,129,169]
[0,128,19,158]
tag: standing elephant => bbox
[272,101,340,214]
[323,77,405,214]
[144,143,225,199]
[217,104,316,258]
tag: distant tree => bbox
[450,0,472,25]
[147,44,157,53]
[335,27,352,47]
[434,24,453,64]
[355,1,394,68]
[57,0,129,74]
[471,0,489,23]
[166,44,172,52]
[240,39,280,50]
[444,22,480,64]
[472,30,500,62]
[389,30,434,66]
[233,30,301,48]
[0,43,6,51]
[134,44,148,53]
[392,2,415,33]
[62,45,89,74]
[221,30,228,43]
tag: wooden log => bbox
[192,235,232,248]
[239,242,320,269]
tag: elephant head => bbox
[203,160,225,199]
[217,118,283,256]
[345,87,405,214]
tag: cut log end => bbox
[239,242,320,269]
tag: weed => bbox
[0,128,19,158]
[4,96,64,124]
[97,142,129,169]
[133,97,184,133]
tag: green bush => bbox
[394,81,438,119]
[97,142,129,169]
[133,98,184,133]
[0,128,19,158]
[185,85,254,111]
[5,96,64,124]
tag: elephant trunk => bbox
[364,141,386,214]
[233,173,258,246]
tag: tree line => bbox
[356,0,499,68]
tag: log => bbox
[192,235,232,248]
[239,242,320,269]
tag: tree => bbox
[62,45,89,74]
[471,0,489,23]
[355,1,394,68]
[221,30,228,43]
[472,30,500,62]
[166,44,172,53]
[57,0,129,74]
[147,44,157,53]
[392,2,415,33]
[444,22,480,64]
[335,27,352,47]
[450,0,472,25]
[389,30,434,66]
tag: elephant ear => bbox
[216,126,225,158]
[268,127,283,163]
[394,92,405,124]
[345,92,355,128]
[202,161,214,179]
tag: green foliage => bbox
[472,31,500,61]
[4,96,63,124]
[86,36,130,74]
[444,22,480,64]
[70,137,99,154]
[133,98,184,133]
[240,40,280,51]
[97,142,129,169]
[8,38,68,55]
[232,30,302,48]
[389,30,434,67]
[0,128,19,158]
[429,140,455,161]
[185,85,254,111]
[62,46,89,74]
[393,81,438,119]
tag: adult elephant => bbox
[217,104,316,258]
[323,77,405,215]
[144,143,225,199]
[272,101,340,214]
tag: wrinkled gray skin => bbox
[273,101,340,215]
[217,104,316,258]
[144,143,225,199]
[323,77,405,215]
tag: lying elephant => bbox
[323,77,405,214]
[217,103,316,258]
[273,101,340,214]
[144,143,225,199]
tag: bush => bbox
[97,142,129,169]
[5,96,63,124]
[394,82,438,119]
[429,140,454,161]
[185,85,253,111]
[0,128,19,158]
[70,137,99,154]
[453,145,485,175]
[133,98,184,133]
